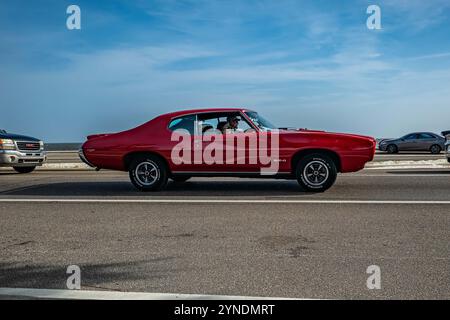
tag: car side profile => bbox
[378,132,445,154]
[0,129,46,173]
[79,108,376,192]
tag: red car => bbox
[79,108,376,192]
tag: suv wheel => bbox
[128,155,168,191]
[296,154,337,192]
[13,166,36,174]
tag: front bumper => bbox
[0,149,47,167]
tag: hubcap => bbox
[303,160,329,186]
[135,161,159,186]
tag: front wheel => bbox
[13,166,36,174]
[296,154,337,192]
[128,156,168,191]
[387,144,398,154]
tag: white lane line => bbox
[0,198,449,204]
[0,287,297,300]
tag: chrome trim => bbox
[14,140,43,152]
[166,109,260,133]
[0,149,47,167]
[78,149,95,168]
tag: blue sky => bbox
[1,0,450,142]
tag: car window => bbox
[198,112,254,134]
[244,111,277,131]
[418,133,435,139]
[168,115,196,135]
[404,134,417,140]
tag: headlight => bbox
[39,141,44,147]
[0,139,16,150]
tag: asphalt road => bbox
[0,169,449,299]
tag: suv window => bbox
[168,115,196,135]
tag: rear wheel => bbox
[430,144,441,154]
[295,154,337,192]
[13,166,36,174]
[128,155,168,191]
[387,144,398,154]
[171,176,191,183]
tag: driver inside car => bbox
[221,115,240,133]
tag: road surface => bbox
[0,168,449,299]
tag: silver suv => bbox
[442,131,450,163]
[0,129,47,173]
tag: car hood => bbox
[281,128,375,142]
[378,138,398,144]
[0,132,40,141]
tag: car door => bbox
[215,112,260,173]
[399,134,418,151]
[167,114,198,172]
[416,133,435,151]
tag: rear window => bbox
[168,115,196,135]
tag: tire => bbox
[430,144,441,154]
[171,176,191,183]
[13,166,36,174]
[295,153,337,192]
[128,155,168,191]
[387,144,398,154]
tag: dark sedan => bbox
[378,132,445,154]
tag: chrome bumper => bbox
[0,149,47,167]
[78,149,95,168]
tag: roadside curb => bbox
[0,287,296,300]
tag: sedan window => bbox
[418,133,435,139]
[404,134,417,140]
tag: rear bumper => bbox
[78,149,95,168]
[0,149,47,167]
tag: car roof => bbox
[160,108,255,119]
[406,132,437,136]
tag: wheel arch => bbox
[123,151,171,173]
[291,149,341,173]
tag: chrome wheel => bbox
[135,161,159,186]
[303,160,329,187]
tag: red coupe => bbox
[79,108,376,192]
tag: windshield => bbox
[244,111,277,131]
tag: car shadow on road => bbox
[1,180,313,197]
[0,258,177,291]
